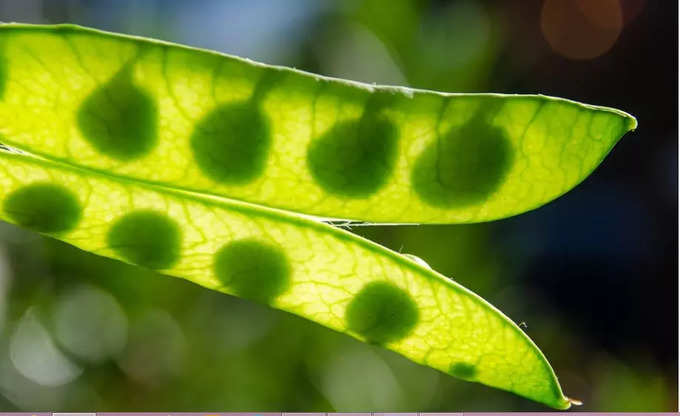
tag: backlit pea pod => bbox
[0,23,637,408]
[0,149,574,409]
[0,24,635,223]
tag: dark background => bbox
[0,0,676,411]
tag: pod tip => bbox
[567,396,583,406]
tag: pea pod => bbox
[0,23,636,408]
[0,24,635,223]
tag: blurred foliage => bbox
[0,0,676,411]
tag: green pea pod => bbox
[0,24,635,224]
[0,23,636,409]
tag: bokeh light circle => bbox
[54,285,128,363]
[541,0,623,60]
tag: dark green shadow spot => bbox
[345,281,419,345]
[3,183,81,233]
[412,108,513,208]
[190,102,271,184]
[107,210,180,270]
[307,114,398,197]
[214,238,290,304]
[450,362,477,380]
[77,65,157,160]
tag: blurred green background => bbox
[0,0,676,412]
